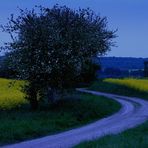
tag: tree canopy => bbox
[1,5,116,109]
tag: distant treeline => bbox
[95,57,148,70]
[94,57,147,78]
[0,55,18,78]
[0,56,147,78]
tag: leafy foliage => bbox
[78,60,100,84]
[1,5,116,109]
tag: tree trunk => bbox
[47,87,56,103]
[30,98,38,110]
[29,88,38,110]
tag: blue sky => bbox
[0,0,148,57]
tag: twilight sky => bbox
[0,0,147,57]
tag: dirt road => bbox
[3,89,148,148]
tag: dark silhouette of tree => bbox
[1,5,116,110]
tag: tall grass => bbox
[0,78,27,109]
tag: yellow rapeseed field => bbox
[104,78,148,92]
[0,78,27,109]
[1,77,148,109]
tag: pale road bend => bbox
[3,89,148,148]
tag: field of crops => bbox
[89,78,148,101]
[1,77,148,110]
[104,78,148,92]
[0,78,26,109]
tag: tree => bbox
[79,60,100,83]
[0,55,18,78]
[1,5,116,110]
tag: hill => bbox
[94,57,148,70]
[93,57,148,78]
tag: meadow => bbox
[0,78,120,145]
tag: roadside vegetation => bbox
[0,78,120,145]
[74,121,148,148]
[74,78,148,148]
[90,78,148,100]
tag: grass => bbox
[74,78,148,148]
[89,78,148,100]
[74,121,148,148]
[0,78,120,145]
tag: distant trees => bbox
[0,55,18,78]
[1,5,116,110]
[78,60,100,84]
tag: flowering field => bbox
[104,78,148,92]
[0,78,26,109]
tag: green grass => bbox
[0,78,120,145]
[74,78,148,148]
[74,121,148,148]
[89,79,148,101]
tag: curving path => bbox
[3,89,148,148]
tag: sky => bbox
[0,0,148,58]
